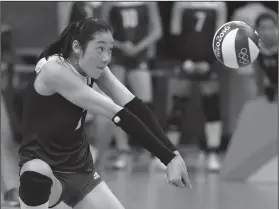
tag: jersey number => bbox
[194,11,206,32]
[121,9,138,28]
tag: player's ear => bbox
[72,40,82,55]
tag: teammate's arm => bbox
[41,62,176,165]
[100,2,123,50]
[133,2,162,53]
[216,2,228,30]
[170,2,184,35]
[96,67,178,152]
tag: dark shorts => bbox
[49,169,103,208]
[111,49,149,70]
[202,94,220,122]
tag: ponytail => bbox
[38,23,77,60]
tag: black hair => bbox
[255,13,278,29]
[39,18,112,60]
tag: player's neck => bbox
[67,56,87,77]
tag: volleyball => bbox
[212,21,260,69]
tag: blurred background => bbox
[1,1,278,209]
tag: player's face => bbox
[258,19,278,45]
[79,31,113,79]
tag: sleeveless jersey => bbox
[109,2,150,65]
[18,55,94,172]
[69,2,103,23]
[110,2,149,44]
[171,2,223,63]
[258,47,278,86]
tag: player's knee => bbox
[20,159,53,178]
[202,94,221,122]
[19,160,53,206]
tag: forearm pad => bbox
[125,97,177,151]
[112,108,176,166]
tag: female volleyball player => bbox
[18,18,191,209]
[255,13,278,101]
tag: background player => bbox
[18,18,191,209]
[100,2,163,169]
[170,1,227,171]
[254,13,278,101]
[69,2,103,24]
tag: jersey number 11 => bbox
[121,9,139,28]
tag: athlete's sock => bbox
[19,171,52,209]
[206,121,222,152]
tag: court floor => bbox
[2,151,277,209]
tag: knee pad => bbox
[202,94,220,122]
[19,171,53,206]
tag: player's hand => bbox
[121,41,139,57]
[195,61,210,74]
[182,60,195,73]
[166,154,192,189]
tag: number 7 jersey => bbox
[170,2,227,63]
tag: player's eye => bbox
[96,47,104,52]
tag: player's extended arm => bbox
[96,67,178,152]
[41,62,176,165]
[134,2,163,53]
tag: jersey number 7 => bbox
[195,11,206,32]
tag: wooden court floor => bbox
[2,152,277,209]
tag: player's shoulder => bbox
[37,55,74,86]
[37,55,66,75]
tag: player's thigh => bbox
[200,79,219,96]
[74,181,125,209]
[128,65,153,102]
[51,201,72,209]
[20,159,63,207]
[110,65,126,84]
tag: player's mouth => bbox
[96,66,106,70]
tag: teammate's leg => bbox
[19,159,64,209]
[200,78,222,171]
[1,95,20,206]
[110,65,131,169]
[128,63,155,164]
[74,181,125,209]
[90,115,115,169]
[84,114,100,164]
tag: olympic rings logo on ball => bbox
[214,25,231,58]
[238,48,250,65]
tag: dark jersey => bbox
[18,56,94,172]
[170,2,226,63]
[69,2,102,23]
[109,2,149,44]
[109,2,150,67]
[258,49,278,86]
